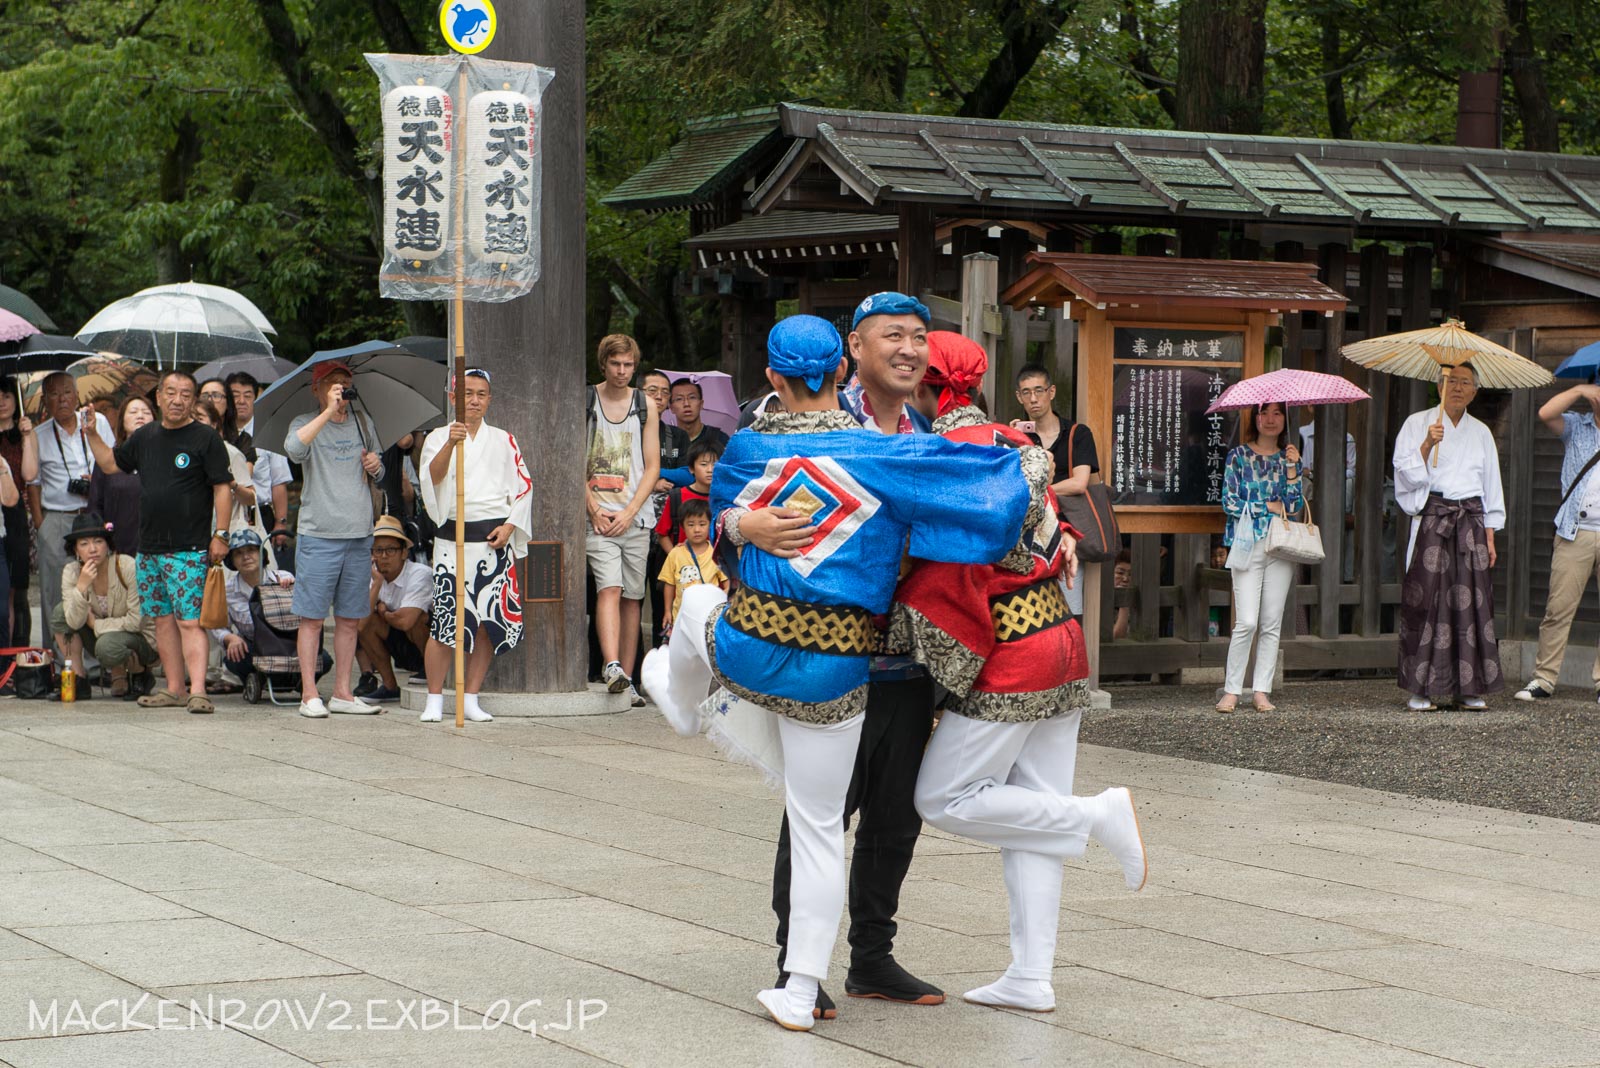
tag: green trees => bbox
[1,0,1596,361]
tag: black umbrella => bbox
[0,333,99,373]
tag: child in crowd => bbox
[656,499,725,642]
[654,438,721,551]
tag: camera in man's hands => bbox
[339,386,359,401]
[67,477,92,497]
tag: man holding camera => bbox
[31,372,116,628]
[284,362,385,718]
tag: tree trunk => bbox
[1176,0,1266,134]
[959,0,1076,119]
[1120,0,1177,121]
[1321,17,1353,139]
[1503,0,1559,151]
[156,115,201,284]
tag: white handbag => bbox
[1264,510,1325,564]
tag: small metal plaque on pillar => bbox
[524,541,563,602]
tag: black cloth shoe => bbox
[845,957,945,1005]
[776,972,836,1020]
[354,672,380,698]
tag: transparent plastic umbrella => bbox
[77,292,272,368]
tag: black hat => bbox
[63,513,114,555]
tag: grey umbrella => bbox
[0,285,56,331]
[193,353,299,385]
[251,341,445,455]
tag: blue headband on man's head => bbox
[767,315,842,392]
[852,291,931,330]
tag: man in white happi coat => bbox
[1392,362,1506,711]
[418,369,534,723]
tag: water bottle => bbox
[61,659,76,703]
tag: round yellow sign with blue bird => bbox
[440,0,496,54]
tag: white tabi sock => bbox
[963,969,1055,1012]
[421,694,444,723]
[463,692,492,722]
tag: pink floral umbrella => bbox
[0,308,41,344]
[1204,368,1369,414]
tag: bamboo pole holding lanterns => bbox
[452,62,468,730]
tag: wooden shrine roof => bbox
[601,107,784,212]
[1002,252,1350,312]
[752,104,1600,234]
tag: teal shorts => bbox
[136,550,209,621]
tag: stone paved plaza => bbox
[1,695,1598,1067]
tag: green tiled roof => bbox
[602,107,783,211]
[752,105,1600,233]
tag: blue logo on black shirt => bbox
[175,453,191,469]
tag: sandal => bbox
[1214,696,1238,713]
[1253,695,1277,712]
[187,695,215,715]
[137,688,186,708]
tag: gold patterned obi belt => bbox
[723,586,884,658]
[990,577,1069,643]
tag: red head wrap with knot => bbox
[924,330,989,416]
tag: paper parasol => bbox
[1205,368,1370,414]
[1340,318,1552,390]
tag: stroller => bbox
[240,582,331,705]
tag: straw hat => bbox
[370,514,413,549]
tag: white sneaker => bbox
[299,698,329,719]
[627,684,647,708]
[1090,787,1147,891]
[328,695,381,715]
[601,661,628,694]
[419,706,442,723]
[464,704,493,722]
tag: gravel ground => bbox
[1080,678,1600,824]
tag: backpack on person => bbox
[584,384,649,451]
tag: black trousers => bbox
[771,673,935,975]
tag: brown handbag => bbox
[1057,423,1121,563]
[199,565,229,630]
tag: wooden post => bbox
[1356,243,1389,636]
[467,0,587,693]
[1316,243,1349,639]
[897,204,936,297]
[960,253,999,414]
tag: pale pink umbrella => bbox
[0,308,41,344]
[655,369,739,436]
[1205,368,1370,414]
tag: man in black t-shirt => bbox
[87,371,232,714]
[1013,362,1099,497]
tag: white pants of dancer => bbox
[660,585,726,719]
[914,709,1086,981]
[659,583,863,982]
[779,713,865,981]
[1225,540,1293,696]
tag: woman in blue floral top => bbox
[1218,402,1303,713]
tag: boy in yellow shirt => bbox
[657,499,726,640]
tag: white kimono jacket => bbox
[1392,406,1505,566]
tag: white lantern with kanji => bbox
[381,84,453,263]
[465,90,537,265]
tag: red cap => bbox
[311,361,352,385]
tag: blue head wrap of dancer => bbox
[851,291,931,330]
[767,315,843,392]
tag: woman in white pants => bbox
[1218,402,1303,712]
